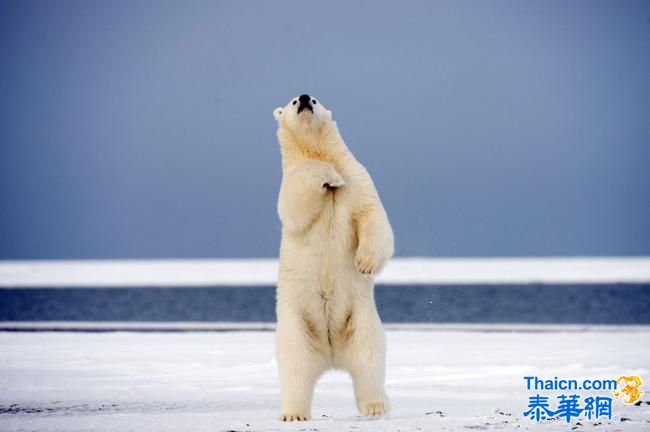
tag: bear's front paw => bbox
[355,247,386,275]
[279,411,310,422]
[358,398,389,416]
[320,169,345,190]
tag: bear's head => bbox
[273,94,333,136]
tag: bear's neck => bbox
[278,121,352,170]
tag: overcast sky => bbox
[1,0,649,259]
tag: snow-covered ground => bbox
[1,328,649,431]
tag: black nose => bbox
[297,94,313,114]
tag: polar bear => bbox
[273,94,394,421]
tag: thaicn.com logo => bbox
[523,375,644,423]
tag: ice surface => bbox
[1,329,649,431]
[2,257,650,287]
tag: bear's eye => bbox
[312,99,317,104]
[292,100,297,105]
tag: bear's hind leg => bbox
[349,354,389,416]
[276,316,328,421]
[338,312,389,416]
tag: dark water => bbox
[1,284,649,324]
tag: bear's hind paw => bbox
[358,399,389,416]
[279,411,310,422]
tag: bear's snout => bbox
[297,94,314,114]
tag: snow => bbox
[1,328,649,431]
[1,257,650,287]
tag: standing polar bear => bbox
[273,94,394,421]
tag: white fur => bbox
[273,95,394,421]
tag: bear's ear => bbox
[273,107,283,121]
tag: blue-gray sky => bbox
[1,0,649,259]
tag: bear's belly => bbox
[278,195,368,311]
[277,193,376,360]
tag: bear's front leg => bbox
[354,206,394,275]
[278,160,345,235]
